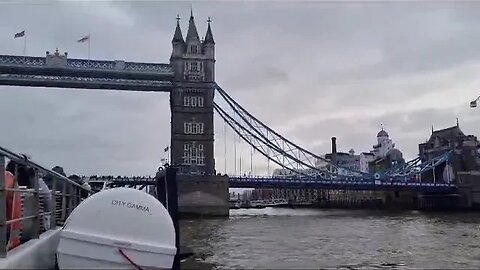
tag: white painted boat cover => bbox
[57,187,176,269]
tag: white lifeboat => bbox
[56,187,176,269]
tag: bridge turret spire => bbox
[204,17,215,45]
[186,9,200,42]
[172,14,185,43]
[171,14,186,59]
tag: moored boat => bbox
[250,200,266,209]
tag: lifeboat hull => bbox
[57,188,176,269]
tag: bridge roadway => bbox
[229,176,456,193]
[96,175,457,193]
[0,53,173,92]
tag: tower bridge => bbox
[0,11,466,216]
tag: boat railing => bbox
[0,145,92,258]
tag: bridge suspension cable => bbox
[214,102,306,176]
[213,84,365,179]
[213,84,452,181]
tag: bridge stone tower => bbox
[169,12,229,216]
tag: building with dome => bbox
[372,128,394,158]
[312,129,404,173]
[269,128,405,205]
[366,127,405,173]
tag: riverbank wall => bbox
[264,188,472,211]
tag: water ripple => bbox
[180,208,480,269]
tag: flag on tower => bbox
[77,35,90,43]
[14,30,25,38]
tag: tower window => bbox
[185,62,203,72]
[184,122,192,134]
[183,96,191,106]
[191,62,198,72]
[183,96,204,107]
[184,122,204,134]
[190,45,198,54]
[182,143,205,165]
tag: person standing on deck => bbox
[6,160,53,239]
[4,161,25,248]
[37,173,52,231]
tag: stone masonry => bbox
[169,12,229,216]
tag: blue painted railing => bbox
[229,175,457,193]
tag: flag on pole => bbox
[77,34,91,60]
[77,35,90,43]
[14,30,25,38]
[164,146,169,152]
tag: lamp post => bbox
[470,95,480,108]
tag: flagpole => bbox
[23,34,27,57]
[88,33,90,61]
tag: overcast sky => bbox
[1,1,480,176]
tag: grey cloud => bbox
[224,64,290,91]
[278,104,479,162]
[1,1,480,176]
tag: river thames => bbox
[181,208,480,269]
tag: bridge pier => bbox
[456,171,480,210]
[176,174,229,217]
[382,191,419,209]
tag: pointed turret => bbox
[186,10,200,42]
[204,17,215,44]
[203,16,215,61]
[171,14,186,60]
[172,15,184,43]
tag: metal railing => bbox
[0,145,92,258]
